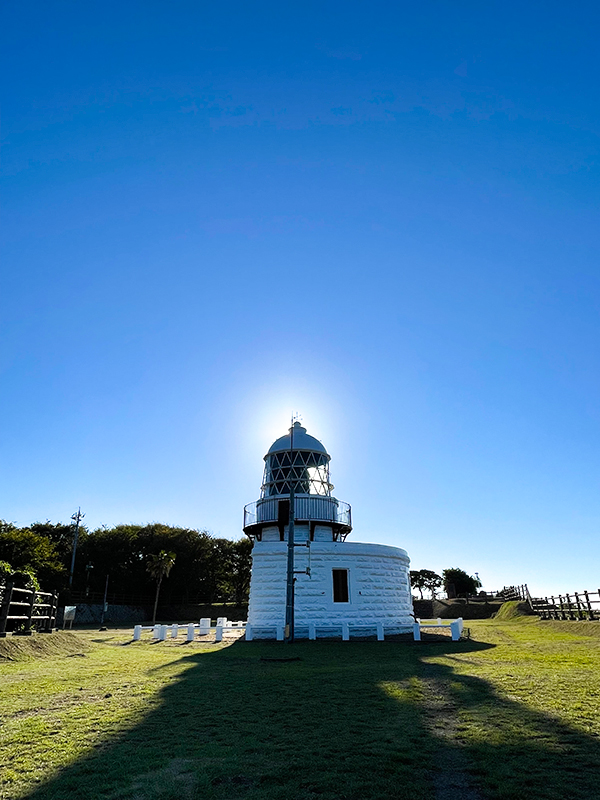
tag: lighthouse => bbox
[243,422,414,639]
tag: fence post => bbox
[43,592,58,632]
[342,622,350,641]
[574,593,584,620]
[308,622,316,640]
[0,582,14,638]
[413,622,421,641]
[186,623,195,642]
[583,591,594,620]
[245,625,253,641]
[133,625,142,641]
[171,624,179,639]
[376,622,384,641]
[23,588,36,635]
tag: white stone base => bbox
[247,541,414,639]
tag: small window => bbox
[332,569,349,603]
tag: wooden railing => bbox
[499,583,600,621]
[0,582,58,637]
[530,590,600,620]
[498,585,532,603]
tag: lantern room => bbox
[243,421,352,542]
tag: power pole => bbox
[99,574,109,630]
[69,508,85,588]
[284,416,297,642]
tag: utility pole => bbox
[99,574,109,630]
[284,416,297,643]
[69,508,85,588]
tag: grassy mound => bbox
[494,600,535,620]
[0,631,88,661]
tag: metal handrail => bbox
[244,496,351,529]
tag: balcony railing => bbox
[243,496,351,531]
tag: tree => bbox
[147,550,176,623]
[410,570,427,599]
[442,567,482,598]
[410,569,443,600]
[0,523,66,590]
[218,538,253,606]
[420,569,443,599]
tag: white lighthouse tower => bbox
[244,422,414,639]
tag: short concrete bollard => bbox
[159,625,168,641]
[215,625,223,642]
[413,622,421,641]
[450,620,461,641]
[133,625,142,641]
[308,622,316,640]
[376,622,384,641]
[437,618,442,625]
[171,624,178,639]
[342,622,350,641]
[276,625,284,641]
[187,623,195,642]
[245,625,253,641]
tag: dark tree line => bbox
[0,520,252,605]
[410,567,482,599]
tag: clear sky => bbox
[2,1,600,597]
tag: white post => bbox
[199,618,210,634]
[342,622,350,641]
[437,617,442,625]
[170,624,178,638]
[133,625,142,641]
[308,622,316,640]
[245,625,253,641]
[413,622,421,641]
[457,617,464,634]
[276,625,284,641]
[152,624,160,639]
[187,623,195,642]
[450,620,460,641]
[376,622,384,641]
[215,625,223,642]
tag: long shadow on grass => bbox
[22,636,600,800]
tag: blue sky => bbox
[2,1,600,596]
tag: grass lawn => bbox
[2,610,600,800]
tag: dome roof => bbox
[266,422,329,458]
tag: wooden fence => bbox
[498,585,532,603]
[0,582,59,637]
[530,590,600,621]
[499,584,600,621]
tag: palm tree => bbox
[147,550,176,624]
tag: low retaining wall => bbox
[57,603,249,626]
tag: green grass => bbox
[3,617,600,800]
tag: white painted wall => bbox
[247,540,414,638]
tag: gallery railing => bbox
[243,496,351,530]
